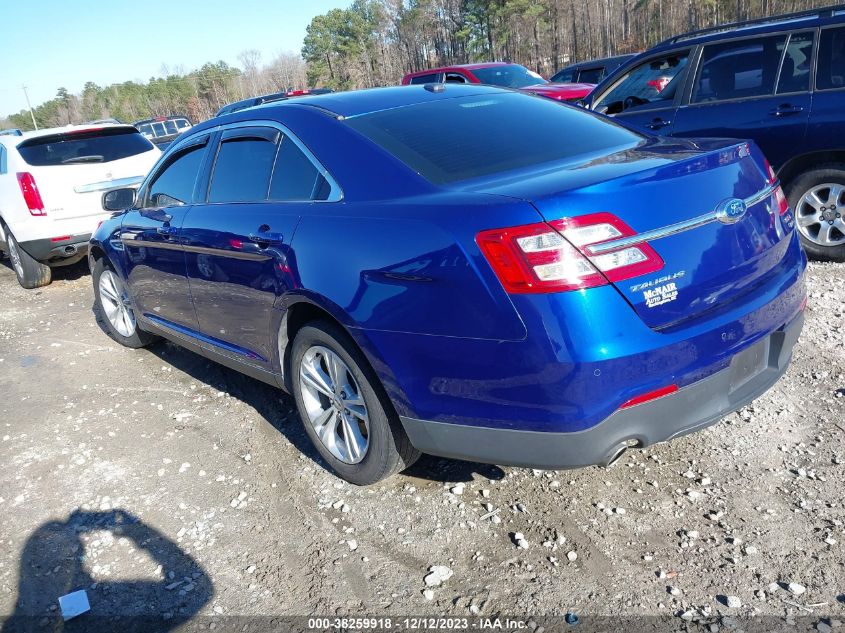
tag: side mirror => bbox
[102,187,136,211]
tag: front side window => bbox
[146,144,206,207]
[778,31,815,94]
[269,136,326,201]
[594,51,689,114]
[409,73,439,85]
[817,26,845,90]
[692,34,787,103]
[0,146,7,174]
[208,135,277,203]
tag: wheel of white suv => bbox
[4,228,51,289]
[291,320,420,485]
[92,257,157,348]
[786,164,845,262]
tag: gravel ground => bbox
[0,256,843,630]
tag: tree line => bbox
[2,52,306,131]
[302,0,835,90]
[2,0,833,131]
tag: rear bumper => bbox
[20,234,91,262]
[400,312,802,470]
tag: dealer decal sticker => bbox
[643,282,678,308]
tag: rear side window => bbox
[17,128,154,166]
[147,144,205,207]
[552,69,575,82]
[817,26,845,90]
[409,73,440,85]
[269,136,325,201]
[346,92,643,184]
[777,31,815,94]
[578,67,604,83]
[208,136,278,203]
[0,145,6,174]
[692,34,787,103]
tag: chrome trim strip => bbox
[74,175,145,194]
[586,183,778,256]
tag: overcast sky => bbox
[0,0,348,117]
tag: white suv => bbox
[0,124,160,288]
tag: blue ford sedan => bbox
[89,84,806,484]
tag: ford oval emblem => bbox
[716,198,747,224]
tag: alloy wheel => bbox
[299,345,370,464]
[795,183,845,247]
[98,270,137,337]
[7,237,24,279]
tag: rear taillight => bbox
[774,185,789,216]
[764,158,777,185]
[476,221,606,293]
[556,213,664,283]
[477,213,664,294]
[16,172,45,216]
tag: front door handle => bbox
[770,104,804,117]
[157,225,176,237]
[648,117,671,130]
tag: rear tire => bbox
[92,257,157,348]
[291,321,420,485]
[785,164,845,262]
[5,230,51,289]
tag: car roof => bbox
[652,3,845,50]
[195,84,512,130]
[564,54,636,69]
[133,115,191,125]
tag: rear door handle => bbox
[770,104,804,117]
[248,226,284,247]
[648,117,671,130]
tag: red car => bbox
[401,62,594,102]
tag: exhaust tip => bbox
[63,245,77,255]
[604,439,641,468]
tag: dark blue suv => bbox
[582,5,845,261]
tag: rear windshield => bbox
[345,92,644,184]
[17,127,154,166]
[471,64,546,88]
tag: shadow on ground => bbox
[145,340,505,484]
[1,509,212,633]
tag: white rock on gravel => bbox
[724,596,742,609]
[566,551,577,562]
[787,583,806,596]
[424,565,453,587]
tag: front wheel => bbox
[5,230,51,289]
[291,321,420,485]
[786,164,845,262]
[92,257,157,348]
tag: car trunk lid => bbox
[466,138,791,330]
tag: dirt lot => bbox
[0,256,843,630]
